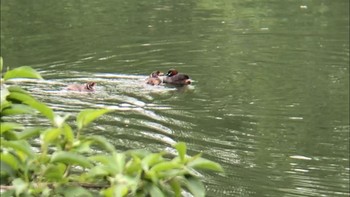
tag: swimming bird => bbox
[163,69,191,85]
[67,82,96,92]
[146,71,164,85]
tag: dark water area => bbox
[1,0,349,196]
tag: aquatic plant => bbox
[0,57,223,197]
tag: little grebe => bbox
[146,71,164,85]
[163,69,191,85]
[67,82,96,92]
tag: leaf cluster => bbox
[0,57,223,197]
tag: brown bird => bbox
[163,69,191,85]
[67,82,96,92]
[146,71,164,85]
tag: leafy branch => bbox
[0,57,223,197]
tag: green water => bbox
[1,1,349,196]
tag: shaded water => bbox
[1,0,349,196]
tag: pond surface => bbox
[1,0,349,196]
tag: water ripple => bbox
[7,71,195,152]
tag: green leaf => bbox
[0,190,15,197]
[4,66,43,81]
[149,185,165,197]
[7,92,54,121]
[58,186,93,197]
[43,163,66,182]
[26,99,54,122]
[42,128,62,144]
[89,155,119,175]
[7,86,28,94]
[150,161,183,173]
[114,153,125,174]
[16,127,42,140]
[174,142,186,162]
[7,90,34,102]
[114,185,129,197]
[83,135,116,153]
[87,165,110,177]
[127,149,151,158]
[1,139,35,159]
[1,160,16,177]
[1,130,18,140]
[73,140,93,153]
[141,153,164,171]
[102,185,128,197]
[54,114,70,128]
[1,84,10,106]
[125,155,142,175]
[76,109,110,130]
[1,152,20,171]
[1,104,36,116]
[184,176,205,197]
[102,185,130,197]
[62,123,74,143]
[51,151,93,168]
[0,122,23,134]
[156,169,185,179]
[101,186,114,197]
[0,99,11,112]
[12,178,28,196]
[2,88,29,113]
[170,179,182,197]
[187,157,223,172]
[89,154,111,164]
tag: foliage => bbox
[0,58,223,196]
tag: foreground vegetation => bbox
[0,57,223,196]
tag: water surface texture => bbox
[1,1,349,196]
